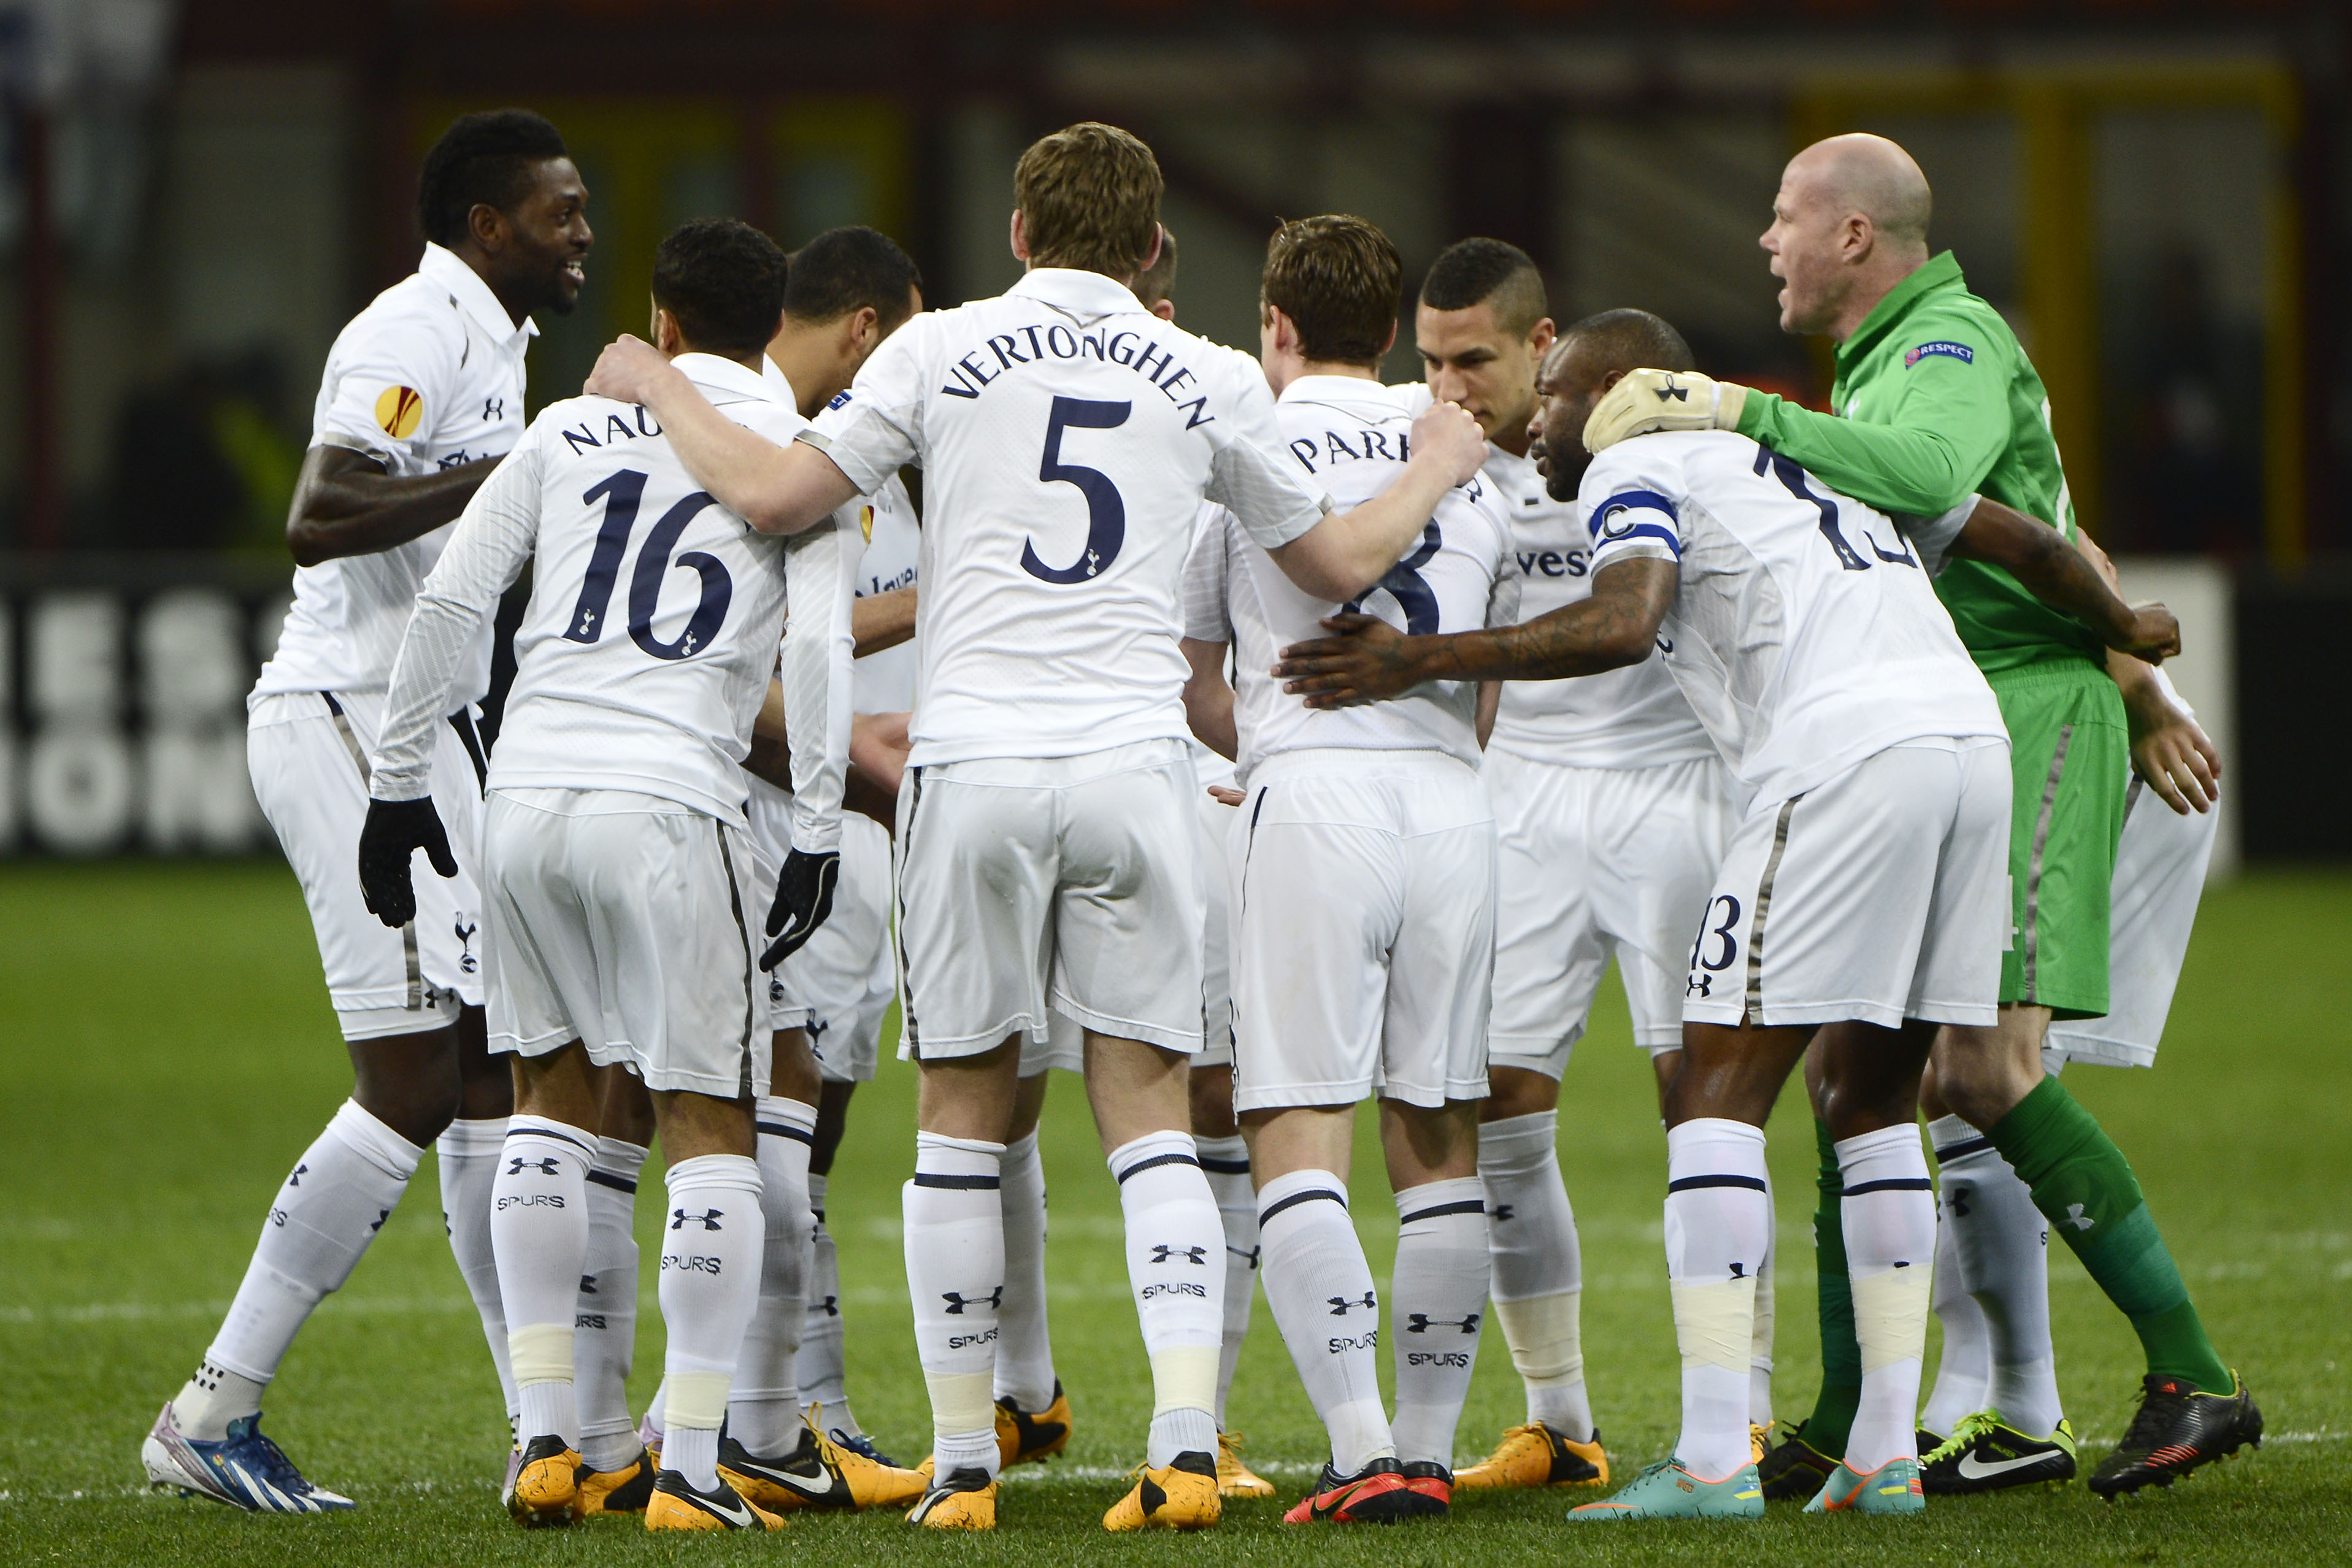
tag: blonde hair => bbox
[1014,122,1163,278]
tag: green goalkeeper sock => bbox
[1988,1075,2232,1391]
[1800,1117,1862,1453]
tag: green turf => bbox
[1,861,2346,1565]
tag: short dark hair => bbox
[782,226,923,332]
[417,110,570,249]
[1261,215,1401,367]
[1420,237,1548,337]
[1133,226,1178,310]
[1559,307,1696,376]
[652,218,790,359]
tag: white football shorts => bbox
[247,688,486,1041]
[895,737,1208,1061]
[1032,780,1236,1076]
[744,777,899,1061]
[1683,736,2008,1031]
[481,788,769,1099]
[1487,747,1735,1071]
[2044,778,2218,1071]
[1228,748,1496,1112]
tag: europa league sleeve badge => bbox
[374,384,425,440]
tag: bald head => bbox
[1762,133,1935,342]
[1786,133,1931,251]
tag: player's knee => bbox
[1187,1066,1237,1137]
[1481,1064,1559,1122]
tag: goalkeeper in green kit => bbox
[1581,132,2258,1500]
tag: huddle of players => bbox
[138,106,2258,1535]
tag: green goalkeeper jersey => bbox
[1734,250,2107,675]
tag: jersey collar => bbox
[673,351,783,407]
[1006,266,1148,323]
[1278,373,1404,418]
[417,242,538,349]
[1836,250,1964,374]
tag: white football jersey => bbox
[370,354,853,847]
[801,267,1331,767]
[1393,386,1712,771]
[848,471,919,715]
[256,244,532,705]
[1583,431,2004,807]
[1183,377,1515,785]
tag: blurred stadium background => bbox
[0,0,2347,872]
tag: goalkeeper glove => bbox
[1581,369,1750,454]
[760,848,840,970]
[357,796,458,929]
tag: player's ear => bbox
[1150,299,1175,323]
[467,200,505,255]
[1378,318,1397,358]
[1529,318,1557,358]
[1009,208,1029,264]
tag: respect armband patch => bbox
[1904,340,1974,367]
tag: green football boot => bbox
[1803,1455,1926,1515]
[1567,1457,1764,1521]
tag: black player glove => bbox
[358,796,459,929]
[760,848,840,971]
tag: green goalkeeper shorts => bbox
[1989,659,2129,1018]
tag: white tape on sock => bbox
[1852,1265,1933,1375]
[1670,1276,1755,1375]
[509,1321,574,1387]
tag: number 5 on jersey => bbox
[1023,396,1129,583]
[564,468,736,659]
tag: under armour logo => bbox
[1405,1312,1482,1334]
[942,1286,1004,1315]
[1687,973,1714,998]
[288,1163,308,1187]
[1654,376,1691,402]
[580,1275,598,1294]
[484,395,505,421]
[1947,1185,1972,1219]
[2064,1204,2095,1231]
[369,1208,389,1232]
[1729,1261,1747,1279]
[508,1156,561,1176]
[1491,1204,1515,1223]
[1151,1244,1209,1266]
[1328,1291,1376,1316]
[818,1294,839,1317]
[671,1208,724,1231]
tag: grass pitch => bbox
[2,860,2347,1566]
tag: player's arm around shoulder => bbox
[1262,398,1488,601]
[585,336,861,535]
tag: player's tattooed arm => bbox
[1948,498,2180,663]
[585,334,858,534]
[284,445,497,567]
[1275,557,1677,708]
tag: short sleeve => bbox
[802,317,929,493]
[315,306,459,469]
[1580,445,1686,570]
[1202,355,1331,550]
[1894,494,1979,577]
[1182,504,1236,642]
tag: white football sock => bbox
[437,1116,518,1424]
[575,1137,647,1472]
[1662,1118,1769,1481]
[1256,1169,1391,1475]
[659,1153,766,1491]
[731,1097,816,1456]
[1921,1118,1991,1438]
[905,1133,1006,1478]
[795,1173,860,1437]
[1931,1115,2062,1437]
[180,1101,421,1439]
[1750,1211,1777,1430]
[1196,1134,1258,1429]
[1839,1124,1937,1475]
[1388,1178,1489,1467]
[1478,1111,1594,1440]
[494,1115,596,1447]
[1111,1131,1226,1466]
[993,1127,1056,1412]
